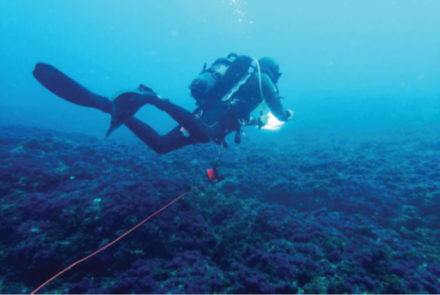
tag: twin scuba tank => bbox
[189,53,253,106]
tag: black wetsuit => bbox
[124,99,227,154]
[124,68,289,154]
[33,59,289,154]
[227,72,288,122]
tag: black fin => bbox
[33,63,112,114]
[138,84,153,92]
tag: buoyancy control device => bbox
[189,54,253,106]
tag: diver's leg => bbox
[32,63,112,114]
[124,117,196,154]
[111,91,213,142]
[151,98,213,143]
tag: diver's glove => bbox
[247,115,269,128]
[257,115,269,128]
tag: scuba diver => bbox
[32,54,293,155]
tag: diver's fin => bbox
[32,63,112,114]
[106,89,159,137]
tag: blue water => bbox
[1,0,439,139]
[1,1,440,293]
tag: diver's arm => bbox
[260,74,290,121]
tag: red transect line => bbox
[31,184,207,294]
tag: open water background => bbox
[1,0,439,141]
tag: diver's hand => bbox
[258,115,269,127]
[286,109,294,121]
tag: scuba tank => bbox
[189,54,253,106]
